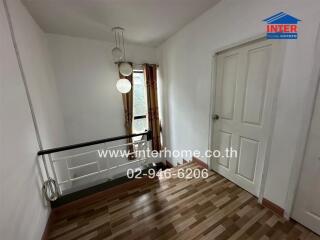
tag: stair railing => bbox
[38,130,152,201]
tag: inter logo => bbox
[263,12,301,39]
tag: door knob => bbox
[213,114,220,121]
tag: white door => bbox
[292,82,320,235]
[212,39,281,196]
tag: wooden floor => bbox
[47,163,320,240]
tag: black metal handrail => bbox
[38,130,152,156]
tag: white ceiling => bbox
[22,0,221,47]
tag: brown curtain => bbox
[145,64,161,151]
[118,63,135,160]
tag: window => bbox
[132,70,148,137]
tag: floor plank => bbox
[47,163,320,240]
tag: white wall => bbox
[47,34,157,144]
[0,0,64,238]
[45,34,158,190]
[8,2,67,150]
[157,0,320,209]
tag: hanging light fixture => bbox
[118,29,132,76]
[116,78,132,93]
[111,27,123,62]
[112,27,133,93]
[119,62,133,76]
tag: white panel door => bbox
[212,39,280,196]
[292,83,320,235]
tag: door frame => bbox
[285,24,320,218]
[207,33,286,201]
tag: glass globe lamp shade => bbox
[116,78,131,93]
[112,47,123,62]
[119,62,133,76]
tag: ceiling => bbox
[22,0,221,47]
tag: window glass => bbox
[132,71,148,136]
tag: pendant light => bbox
[112,27,133,93]
[119,62,133,76]
[116,78,132,93]
[111,27,123,62]
[118,29,133,76]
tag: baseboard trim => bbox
[192,156,208,169]
[166,160,173,168]
[262,198,284,216]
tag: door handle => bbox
[213,114,220,121]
